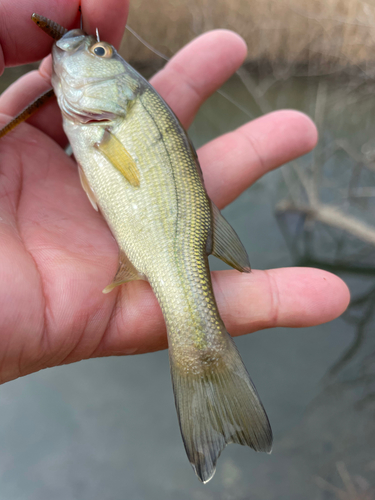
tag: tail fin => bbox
[170,335,272,484]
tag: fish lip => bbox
[55,30,87,51]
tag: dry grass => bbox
[315,462,375,500]
[120,0,375,75]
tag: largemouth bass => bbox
[8,15,273,483]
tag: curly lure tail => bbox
[31,13,68,40]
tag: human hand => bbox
[0,0,349,384]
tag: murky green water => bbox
[0,66,374,499]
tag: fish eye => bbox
[90,42,113,58]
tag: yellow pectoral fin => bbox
[95,129,140,187]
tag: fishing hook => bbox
[79,5,83,30]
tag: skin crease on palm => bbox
[0,0,350,384]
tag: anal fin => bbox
[208,202,251,273]
[103,250,146,293]
[95,129,140,187]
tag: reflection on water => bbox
[0,66,375,498]
[271,213,375,500]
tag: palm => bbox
[0,126,123,378]
[0,1,349,384]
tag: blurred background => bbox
[1,0,375,499]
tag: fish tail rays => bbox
[169,335,273,483]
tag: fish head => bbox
[51,29,139,124]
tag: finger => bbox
[150,30,247,129]
[95,267,350,357]
[213,267,350,335]
[0,63,67,147]
[0,0,128,71]
[199,110,318,208]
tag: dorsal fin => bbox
[208,202,251,273]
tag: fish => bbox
[3,13,273,483]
